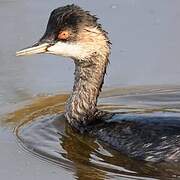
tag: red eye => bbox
[58,31,69,40]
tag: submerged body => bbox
[16,4,180,162]
[87,114,180,162]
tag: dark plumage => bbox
[40,4,100,43]
[16,4,180,163]
[87,115,180,162]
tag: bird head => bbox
[16,4,110,63]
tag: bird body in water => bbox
[16,4,180,162]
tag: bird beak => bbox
[16,42,50,56]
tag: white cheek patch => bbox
[47,41,92,59]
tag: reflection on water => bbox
[4,86,180,180]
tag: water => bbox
[0,0,180,180]
[3,86,180,179]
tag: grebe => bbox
[16,4,180,162]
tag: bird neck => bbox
[65,53,109,129]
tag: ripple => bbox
[5,86,180,179]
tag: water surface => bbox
[4,86,180,179]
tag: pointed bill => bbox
[16,43,50,56]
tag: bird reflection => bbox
[59,120,107,180]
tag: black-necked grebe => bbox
[16,4,180,162]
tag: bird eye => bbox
[58,30,70,40]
